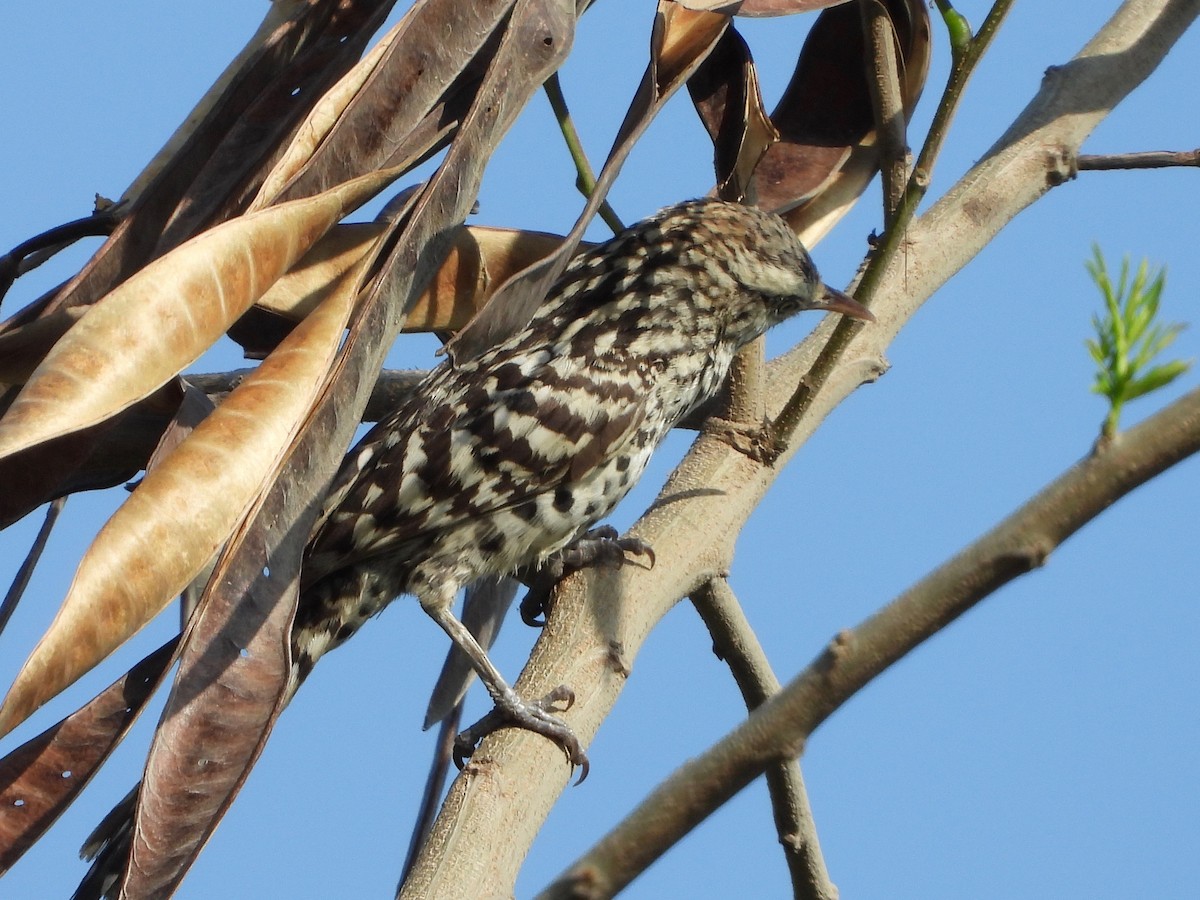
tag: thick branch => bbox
[544,384,1200,898]
[410,2,1200,895]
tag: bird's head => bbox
[701,200,874,327]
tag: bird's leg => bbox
[518,526,655,626]
[418,581,589,778]
[423,576,518,729]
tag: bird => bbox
[291,197,872,762]
[74,198,871,897]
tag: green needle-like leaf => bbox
[1085,247,1191,439]
[1125,361,1190,401]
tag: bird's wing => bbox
[304,354,653,580]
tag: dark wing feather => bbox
[304,352,650,582]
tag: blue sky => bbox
[2,2,1198,898]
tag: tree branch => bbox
[1077,147,1200,170]
[690,578,836,900]
[0,497,64,640]
[860,0,909,226]
[185,368,426,423]
[405,2,1200,895]
[544,73,625,234]
[544,383,1200,898]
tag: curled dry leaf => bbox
[687,1,928,245]
[0,307,86,385]
[117,3,577,895]
[249,19,403,211]
[767,0,930,243]
[687,26,780,202]
[0,166,403,463]
[254,222,383,318]
[256,222,565,332]
[122,1,307,205]
[409,227,567,333]
[152,2,401,261]
[0,263,362,738]
[655,1,730,90]
[0,639,178,874]
[139,379,217,479]
[733,0,853,15]
[269,0,522,207]
[0,426,112,538]
[0,387,187,531]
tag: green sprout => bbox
[1086,245,1191,441]
[934,0,973,59]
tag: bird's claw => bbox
[453,685,590,783]
[552,526,655,573]
[520,528,655,626]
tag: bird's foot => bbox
[548,525,656,575]
[519,526,655,625]
[454,684,590,783]
[704,415,786,465]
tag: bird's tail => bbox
[72,566,392,899]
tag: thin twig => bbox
[905,0,1014,219]
[859,0,910,227]
[0,497,65,639]
[772,0,1015,448]
[543,383,1200,899]
[1078,148,1200,170]
[691,579,836,900]
[185,368,427,422]
[543,73,625,234]
[0,211,120,306]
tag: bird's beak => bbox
[816,285,874,322]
